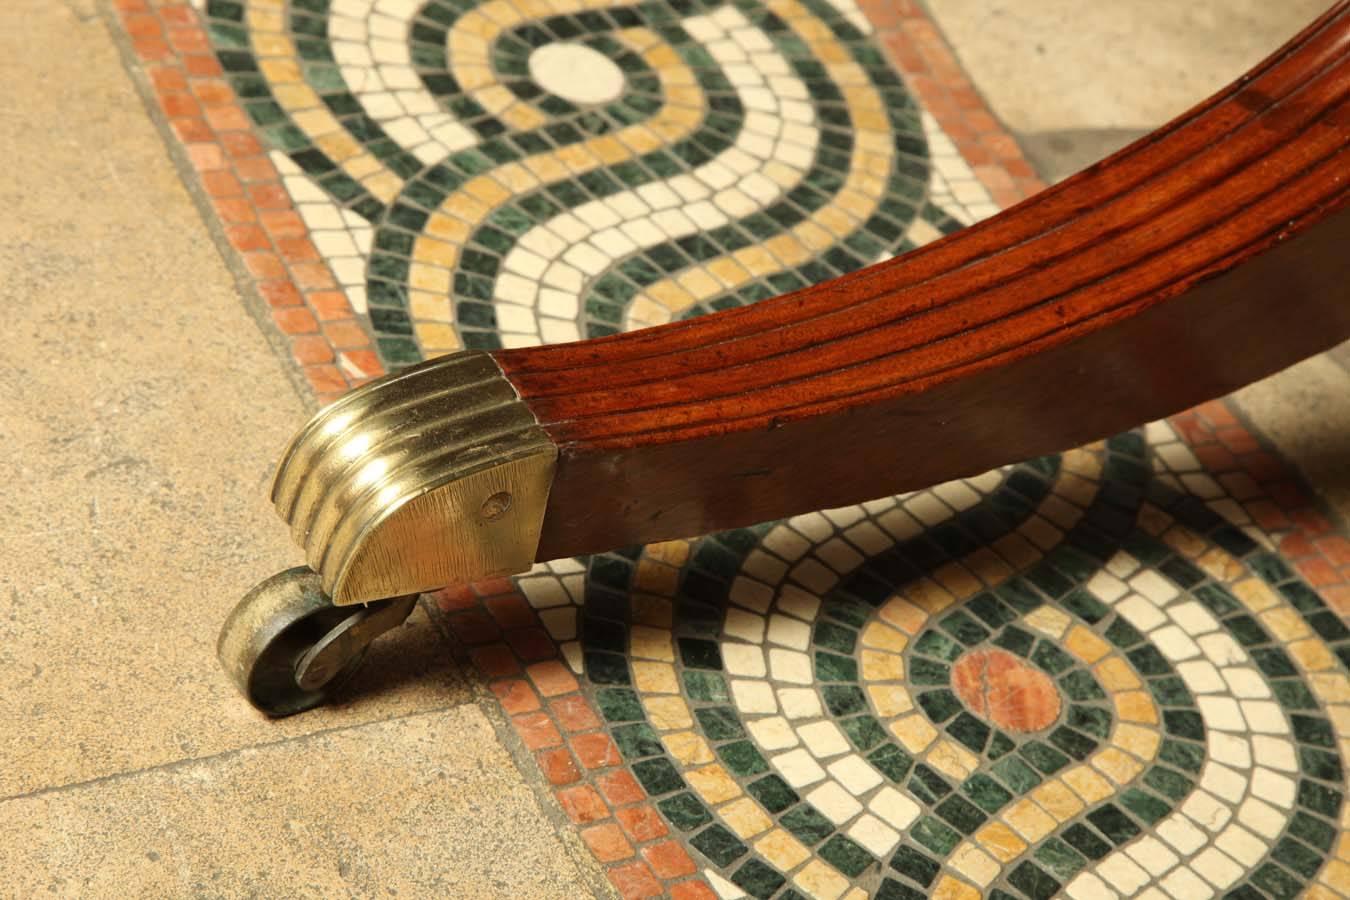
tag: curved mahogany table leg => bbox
[221,3,1350,711]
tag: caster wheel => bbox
[217,567,416,717]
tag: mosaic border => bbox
[425,408,1350,898]
[108,3,1350,898]
[108,0,1043,405]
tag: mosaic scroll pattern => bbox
[194,3,1350,897]
[516,434,1350,899]
[201,0,988,364]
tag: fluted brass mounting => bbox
[269,350,557,605]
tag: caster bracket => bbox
[294,594,417,691]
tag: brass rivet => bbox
[480,491,513,520]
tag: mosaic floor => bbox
[114,0,1350,897]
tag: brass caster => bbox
[217,567,417,717]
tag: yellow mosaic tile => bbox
[867,684,913,717]
[1231,577,1281,612]
[644,695,692,731]
[927,739,978,780]
[632,661,678,694]
[877,597,927,634]
[1095,656,1143,691]
[859,621,908,653]
[630,595,673,629]
[965,548,1013,583]
[1114,690,1159,725]
[1263,606,1313,642]
[645,540,691,567]
[1092,747,1145,785]
[793,860,850,900]
[633,559,679,597]
[860,649,903,682]
[1022,605,1071,638]
[1160,524,1207,558]
[629,625,674,661]
[933,562,982,599]
[906,579,956,615]
[754,829,811,872]
[1064,625,1111,663]
[1003,799,1058,842]
[415,323,462,353]
[719,797,773,839]
[930,874,981,900]
[1197,548,1245,581]
[1136,503,1171,535]
[993,533,1041,568]
[1289,637,1339,672]
[1114,724,1162,760]
[1322,860,1350,894]
[409,292,453,322]
[975,822,1028,863]
[889,715,938,753]
[663,731,714,766]
[686,765,742,805]
[949,844,1000,887]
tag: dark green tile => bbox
[1061,823,1112,860]
[963,774,1014,812]
[596,690,642,723]
[889,844,939,887]
[1271,837,1324,879]
[718,740,768,776]
[935,795,986,833]
[868,744,913,783]
[1250,862,1304,899]
[658,792,711,831]
[822,685,867,717]
[678,637,722,669]
[814,621,857,654]
[632,757,683,795]
[781,805,834,846]
[683,670,729,702]
[694,706,744,741]
[731,859,785,899]
[1034,838,1085,879]
[910,816,960,855]
[611,723,662,759]
[1008,862,1060,900]
[840,715,887,751]
[815,651,858,682]
[992,755,1042,793]
[690,824,747,867]
[1087,804,1142,845]
[818,835,873,878]
[746,775,798,814]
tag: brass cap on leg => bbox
[269,351,557,605]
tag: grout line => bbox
[0,703,464,807]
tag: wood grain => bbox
[492,3,1350,560]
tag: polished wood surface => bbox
[493,3,1350,560]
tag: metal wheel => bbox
[217,567,415,717]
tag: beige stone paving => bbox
[0,706,588,899]
[0,1,597,895]
[0,0,466,799]
[924,0,1330,133]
